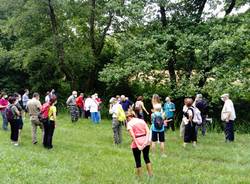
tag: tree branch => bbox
[89,0,96,52]
[225,0,236,16]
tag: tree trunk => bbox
[225,0,236,16]
[47,0,75,89]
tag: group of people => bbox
[109,93,236,177]
[0,89,57,149]
[66,91,102,124]
[0,89,236,177]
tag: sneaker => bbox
[14,143,19,146]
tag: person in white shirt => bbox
[84,96,92,119]
[221,94,236,142]
[89,95,100,124]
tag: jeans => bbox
[1,109,8,130]
[225,120,234,142]
[112,118,122,144]
[91,112,100,124]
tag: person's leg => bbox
[201,116,206,136]
[10,121,15,141]
[112,118,119,144]
[142,145,153,176]
[118,122,122,144]
[98,111,101,121]
[228,121,234,142]
[31,121,37,144]
[13,120,19,143]
[47,121,55,148]
[171,119,175,131]
[151,131,157,154]
[43,121,49,147]
[95,112,100,123]
[191,124,197,146]
[132,148,142,176]
[2,110,8,130]
[224,122,230,142]
[183,123,191,147]
[159,131,165,155]
[70,106,74,122]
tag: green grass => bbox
[0,114,250,184]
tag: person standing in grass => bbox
[8,96,20,146]
[0,92,9,130]
[109,98,125,144]
[27,93,43,145]
[76,93,85,118]
[163,97,176,131]
[126,110,153,177]
[151,104,166,157]
[89,94,100,124]
[43,97,57,149]
[22,89,30,118]
[66,91,79,122]
[134,96,149,119]
[183,98,197,147]
[14,93,24,143]
[221,94,236,142]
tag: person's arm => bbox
[128,129,143,150]
[142,123,150,148]
[171,103,176,112]
[141,102,149,115]
[188,109,193,122]
[53,107,57,122]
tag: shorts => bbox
[151,131,165,142]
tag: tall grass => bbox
[0,114,249,184]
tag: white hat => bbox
[221,93,229,98]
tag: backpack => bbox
[189,106,202,125]
[38,102,50,123]
[153,114,164,130]
[6,105,15,122]
[117,105,126,122]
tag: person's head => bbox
[165,97,171,103]
[91,94,96,99]
[137,96,143,101]
[24,89,29,94]
[154,103,162,112]
[221,94,229,102]
[196,94,203,100]
[46,91,50,96]
[33,92,40,100]
[121,95,126,101]
[72,91,77,97]
[185,98,193,107]
[79,93,84,97]
[126,110,136,121]
[109,97,116,104]
[14,93,21,101]
[94,93,98,98]
[51,89,55,93]
[152,94,160,104]
[8,96,16,104]
[49,96,57,105]
[1,92,7,99]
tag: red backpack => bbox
[38,102,50,123]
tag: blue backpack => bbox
[154,114,164,130]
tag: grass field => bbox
[0,114,250,184]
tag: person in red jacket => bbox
[76,93,84,118]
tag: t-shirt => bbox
[22,94,29,106]
[182,108,193,125]
[0,98,8,111]
[66,95,76,106]
[135,101,143,112]
[127,118,149,149]
[120,100,133,112]
[89,99,98,112]
[221,99,236,121]
[151,112,164,132]
[48,105,57,121]
[195,99,207,116]
[27,98,41,116]
[76,96,84,108]
[163,102,175,118]
[84,98,92,111]
[110,103,121,118]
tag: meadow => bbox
[0,114,250,184]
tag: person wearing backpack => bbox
[183,98,197,147]
[126,110,153,177]
[43,97,57,149]
[7,96,20,146]
[151,104,166,157]
[194,94,208,136]
[109,98,125,144]
[0,92,9,130]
